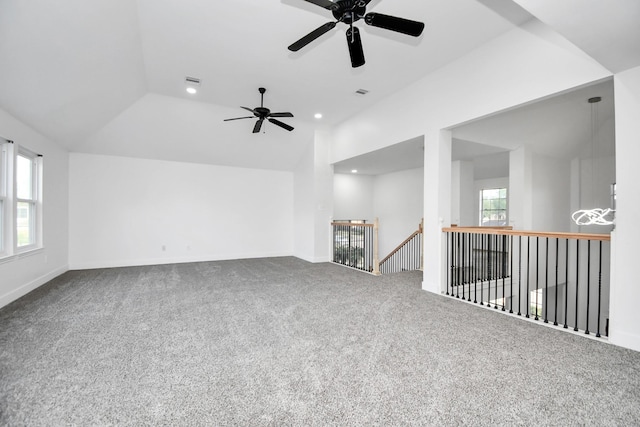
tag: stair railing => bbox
[331,218,380,275]
[379,219,423,274]
[442,226,611,338]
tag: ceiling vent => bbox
[185,76,201,86]
[355,89,369,95]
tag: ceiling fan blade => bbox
[364,13,425,37]
[269,112,294,118]
[268,118,294,132]
[300,0,336,10]
[288,21,337,52]
[241,106,256,114]
[223,116,254,121]
[253,119,264,133]
[346,27,365,68]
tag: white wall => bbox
[0,108,69,308]
[610,65,640,351]
[373,168,424,258]
[333,173,374,221]
[532,153,571,232]
[451,161,475,226]
[293,130,333,263]
[69,153,294,269]
[294,138,316,262]
[509,147,534,230]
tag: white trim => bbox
[609,329,640,353]
[0,264,68,309]
[0,246,43,265]
[14,147,41,252]
[295,254,332,263]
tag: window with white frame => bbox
[479,188,507,226]
[0,138,43,259]
[16,149,40,248]
[0,140,8,255]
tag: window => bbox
[16,151,39,248]
[479,188,507,226]
[0,138,43,259]
[0,141,8,255]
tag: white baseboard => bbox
[294,254,331,263]
[0,265,69,309]
[609,329,640,353]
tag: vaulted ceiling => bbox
[0,0,638,171]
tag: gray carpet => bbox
[1,257,639,426]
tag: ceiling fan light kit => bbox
[223,87,294,133]
[288,0,425,68]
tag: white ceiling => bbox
[334,78,615,176]
[0,0,637,171]
[452,78,616,159]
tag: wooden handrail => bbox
[379,229,422,265]
[442,227,610,242]
[331,221,374,228]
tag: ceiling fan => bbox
[224,87,294,133]
[288,0,425,68]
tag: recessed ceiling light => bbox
[351,169,358,173]
[314,113,323,119]
[185,76,201,95]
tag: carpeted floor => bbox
[1,257,639,426]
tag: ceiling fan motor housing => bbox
[332,0,367,23]
[254,107,270,118]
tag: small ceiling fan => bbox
[224,87,294,133]
[288,0,425,68]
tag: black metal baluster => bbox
[488,234,492,282]
[564,239,569,329]
[596,240,603,338]
[456,232,460,298]
[494,234,499,309]
[544,237,549,323]
[534,236,539,320]
[480,234,485,306]
[474,233,478,304]
[574,240,580,332]
[518,236,522,316]
[449,232,454,296]
[491,234,495,308]
[526,236,530,319]
[462,232,466,300]
[466,233,472,301]
[585,240,591,335]
[509,235,513,313]
[554,238,559,326]
[502,234,506,311]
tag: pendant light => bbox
[571,96,615,226]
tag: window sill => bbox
[0,247,44,266]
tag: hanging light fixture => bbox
[571,96,615,226]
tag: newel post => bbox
[372,217,381,276]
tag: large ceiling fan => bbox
[224,87,294,133]
[288,0,425,68]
